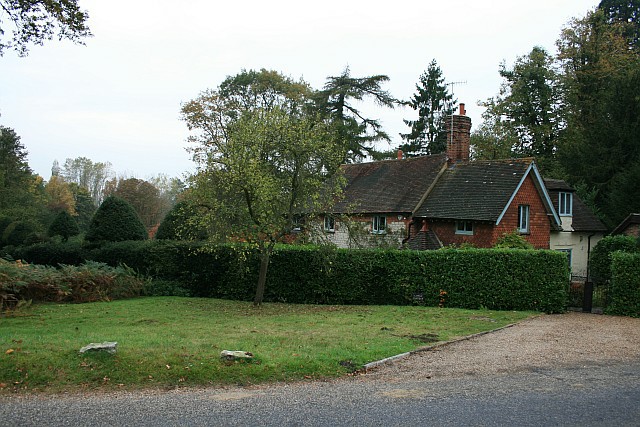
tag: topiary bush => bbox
[590,235,639,285]
[155,201,208,241]
[1,221,35,247]
[85,196,148,245]
[48,211,80,242]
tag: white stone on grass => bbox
[220,350,253,360]
[79,342,118,354]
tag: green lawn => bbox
[0,297,534,393]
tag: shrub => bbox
[11,241,85,266]
[155,201,208,241]
[1,221,35,246]
[590,235,639,285]
[85,196,148,245]
[0,259,147,311]
[494,231,534,249]
[48,211,80,242]
[608,252,640,317]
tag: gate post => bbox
[582,281,594,313]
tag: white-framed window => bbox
[559,192,573,216]
[518,205,530,234]
[372,215,386,234]
[455,220,474,235]
[324,215,335,233]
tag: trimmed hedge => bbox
[590,235,639,285]
[5,241,569,313]
[608,252,640,317]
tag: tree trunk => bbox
[253,249,270,306]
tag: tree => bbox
[186,106,345,305]
[181,69,313,165]
[479,47,562,169]
[0,0,91,56]
[57,157,113,206]
[556,10,640,227]
[155,200,208,241]
[0,126,47,225]
[103,177,168,231]
[400,60,456,155]
[44,175,76,214]
[312,67,396,161]
[85,196,147,245]
[599,0,640,47]
[48,210,79,241]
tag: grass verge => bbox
[0,297,534,393]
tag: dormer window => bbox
[559,192,573,216]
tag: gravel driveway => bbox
[360,312,640,382]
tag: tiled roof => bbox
[544,178,573,192]
[331,154,447,214]
[544,179,608,232]
[611,213,640,235]
[415,159,534,221]
[406,230,443,250]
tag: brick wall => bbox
[429,221,495,247]
[492,174,550,249]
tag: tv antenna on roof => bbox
[446,80,467,146]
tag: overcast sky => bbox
[1,0,599,182]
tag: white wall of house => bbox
[322,216,406,249]
[550,215,604,280]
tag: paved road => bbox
[2,314,639,426]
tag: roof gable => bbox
[544,178,608,232]
[331,154,447,214]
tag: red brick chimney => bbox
[445,103,472,164]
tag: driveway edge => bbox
[363,322,520,371]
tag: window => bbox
[518,205,530,234]
[455,221,473,235]
[372,215,386,234]
[559,192,573,216]
[324,216,335,233]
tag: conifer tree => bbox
[85,196,147,244]
[400,60,456,156]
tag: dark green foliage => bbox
[1,221,35,246]
[590,235,639,285]
[143,279,191,297]
[155,201,208,240]
[48,210,79,241]
[313,67,396,161]
[400,59,456,156]
[82,241,568,313]
[10,241,85,266]
[85,196,147,245]
[0,260,146,312]
[608,252,640,316]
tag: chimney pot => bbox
[397,149,403,160]
[459,103,466,116]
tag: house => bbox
[322,104,562,250]
[545,179,607,280]
[611,213,640,237]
